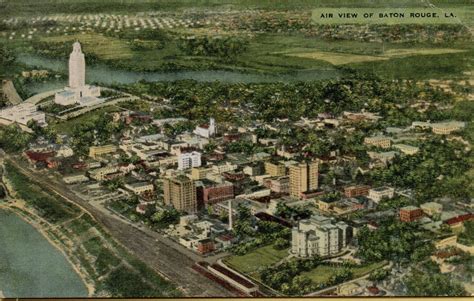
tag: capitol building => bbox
[54,42,102,106]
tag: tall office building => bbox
[163,176,197,213]
[289,160,318,199]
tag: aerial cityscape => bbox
[0,0,472,298]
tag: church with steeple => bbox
[54,41,102,106]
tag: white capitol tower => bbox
[55,41,101,106]
[69,41,86,88]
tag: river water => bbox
[17,53,340,94]
[0,209,88,297]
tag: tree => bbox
[368,268,390,282]
[274,237,290,250]
[0,44,16,66]
[102,178,124,191]
[404,269,466,296]
[151,208,180,229]
[0,124,32,153]
[233,203,254,237]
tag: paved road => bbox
[7,157,234,297]
[24,88,63,104]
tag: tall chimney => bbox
[228,199,233,230]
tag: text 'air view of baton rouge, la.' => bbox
[0,0,472,298]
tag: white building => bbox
[193,117,216,138]
[178,151,201,170]
[55,42,102,106]
[393,144,419,155]
[291,215,349,257]
[368,186,395,203]
[0,102,46,127]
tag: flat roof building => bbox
[163,175,197,213]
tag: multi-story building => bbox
[264,176,290,194]
[368,186,395,203]
[264,161,287,177]
[212,162,237,174]
[291,215,349,257]
[89,144,117,158]
[199,181,234,205]
[343,185,370,198]
[163,176,197,213]
[191,167,212,180]
[289,160,318,199]
[364,135,391,149]
[0,102,46,127]
[54,42,101,107]
[411,121,465,135]
[178,151,201,170]
[431,121,465,135]
[399,206,424,222]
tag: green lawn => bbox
[49,106,121,135]
[301,261,387,284]
[225,244,290,275]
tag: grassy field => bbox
[1,0,471,16]
[285,51,388,65]
[41,34,134,60]
[224,244,290,275]
[48,106,121,135]
[1,0,472,78]
[283,48,467,65]
[300,261,387,284]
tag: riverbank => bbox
[2,159,180,297]
[0,182,95,296]
[0,204,90,297]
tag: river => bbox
[17,53,340,94]
[0,209,88,297]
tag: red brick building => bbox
[399,206,424,222]
[197,239,215,255]
[344,185,370,198]
[199,182,234,205]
